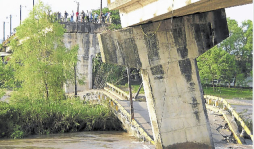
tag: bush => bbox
[0,98,122,139]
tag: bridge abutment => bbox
[62,23,107,93]
[98,9,229,148]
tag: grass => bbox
[116,84,252,100]
[0,97,122,139]
[203,86,252,100]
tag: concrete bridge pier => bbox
[98,9,229,149]
[140,59,212,149]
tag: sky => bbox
[0,0,253,41]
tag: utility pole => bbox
[127,67,134,120]
[76,1,79,13]
[74,65,77,96]
[20,5,21,25]
[3,22,5,41]
[33,0,34,7]
[78,2,79,12]
[20,5,26,25]
[10,15,12,36]
[100,0,102,20]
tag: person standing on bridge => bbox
[76,11,79,22]
[81,10,85,22]
[71,10,74,22]
[58,11,62,22]
[104,12,107,23]
[94,13,98,23]
[86,10,89,22]
[101,13,105,24]
[106,12,111,24]
[64,11,68,22]
[89,11,93,22]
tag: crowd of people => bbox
[55,10,111,24]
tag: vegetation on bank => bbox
[203,87,252,100]
[0,97,122,139]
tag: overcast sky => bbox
[0,0,253,41]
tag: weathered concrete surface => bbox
[63,33,100,93]
[98,9,229,149]
[108,0,252,28]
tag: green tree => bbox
[8,1,78,100]
[241,20,253,76]
[197,46,235,90]
[92,7,122,30]
[217,49,236,88]
[219,18,253,86]
[220,18,244,55]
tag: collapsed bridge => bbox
[97,0,252,148]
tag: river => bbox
[0,131,155,149]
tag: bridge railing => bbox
[204,95,253,142]
[82,89,154,145]
[104,83,129,100]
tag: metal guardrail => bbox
[205,95,253,142]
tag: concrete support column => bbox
[141,58,213,148]
[97,9,229,149]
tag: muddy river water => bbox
[0,131,156,149]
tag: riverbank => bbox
[0,97,122,139]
